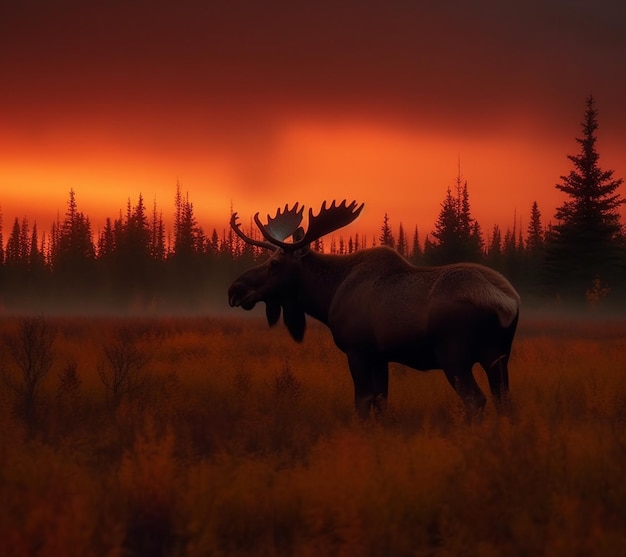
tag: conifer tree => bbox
[546,96,625,298]
[379,213,395,248]
[0,208,4,266]
[150,200,166,262]
[431,187,460,263]
[526,201,543,254]
[29,222,45,272]
[396,223,407,258]
[430,172,483,264]
[5,218,23,265]
[487,224,502,270]
[410,225,422,264]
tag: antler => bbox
[261,203,304,241]
[254,200,364,251]
[230,212,277,251]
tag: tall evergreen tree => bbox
[150,199,166,261]
[379,213,395,248]
[524,201,545,294]
[5,218,23,265]
[410,225,422,264]
[53,189,96,299]
[0,208,4,266]
[396,223,407,258]
[29,222,45,272]
[526,201,544,255]
[430,172,483,264]
[55,189,95,267]
[431,187,460,263]
[487,224,502,270]
[546,96,625,298]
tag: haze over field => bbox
[2,0,626,236]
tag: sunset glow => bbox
[2,0,625,243]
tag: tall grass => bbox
[0,314,625,556]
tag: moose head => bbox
[227,200,364,341]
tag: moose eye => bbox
[269,259,280,269]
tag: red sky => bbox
[1,0,625,242]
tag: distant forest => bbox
[1,96,624,313]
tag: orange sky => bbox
[2,0,625,243]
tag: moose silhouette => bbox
[228,200,520,419]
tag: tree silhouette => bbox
[526,201,544,255]
[486,225,502,270]
[410,225,422,264]
[546,96,625,299]
[0,209,4,266]
[54,189,95,271]
[430,171,483,264]
[5,217,24,266]
[524,201,545,294]
[379,213,395,248]
[396,223,407,258]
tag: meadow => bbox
[0,312,625,557]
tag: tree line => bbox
[0,96,624,311]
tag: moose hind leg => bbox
[481,354,511,414]
[443,366,486,422]
[347,352,389,419]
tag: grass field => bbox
[0,313,625,556]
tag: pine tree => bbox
[53,189,96,295]
[5,218,23,265]
[98,218,116,258]
[379,213,395,248]
[487,224,502,270]
[29,222,45,272]
[410,225,422,264]
[208,228,221,257]
[524,201,545,294]
[430,172,483,264]
[396,223,407,258]
[526,201,544,255]
[0,208,4,266]
[150,200,166,262]
[423,234,435,263]
[546,96,625,298]
[431,187,460,263]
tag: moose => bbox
[228,200,520,419]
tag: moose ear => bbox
[292,226,310,258]
[265,302,281,327]
[283,301,306,342]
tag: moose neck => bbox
[298,250,356,325]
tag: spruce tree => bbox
[0,208,4,266]
[431,187,461,263]
[410,225,422,264]
[525,201,545,295]
[379,213,395,248]
[546,96,625,299]
[526,201,544,255]
[396,223,407,258]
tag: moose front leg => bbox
[347,352,389,419]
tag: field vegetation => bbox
[0,313,625,556]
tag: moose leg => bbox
[480,354,511,414]
[347,352,389,419]
[443,367,486,422]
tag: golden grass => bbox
[0,313,625,556]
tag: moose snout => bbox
[228,282,243,307]
[228,282,257,309]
